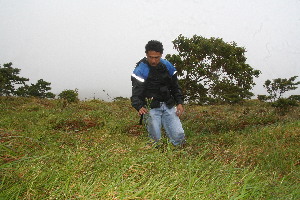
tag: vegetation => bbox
[58,89,79,103]
[0,63,29,96]
[271,98,299,116]
[258,76,300,115]
[16,79,55,99]
[0,63,55,98]
[1,97,299,199]
[166,35,261,104]
[263,76,300,102]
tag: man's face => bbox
[146,51,162,67]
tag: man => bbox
[131,40,185,146]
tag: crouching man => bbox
[131,40,186,146]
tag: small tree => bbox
[1,62,55,98]
[166,34,261,104]
[58,89,79,103]
[16,79,55,98]
[263,76,300,102]
[0,63,29,96]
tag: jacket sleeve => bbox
[163,59,184,105]
[131,74,146,111]
[170,72,184,105]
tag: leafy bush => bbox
[288,95,300,102]
[257,95,272,102]
[272,98,299,115]
[263,76,300,102]
[113,96,129,102]
[58,89,79,103]
[16,79,55,98]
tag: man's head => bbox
[145,40,164,67]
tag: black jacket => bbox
[131,58,184,111]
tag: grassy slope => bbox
[0,97,299,199]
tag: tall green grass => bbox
[0,97,299,199]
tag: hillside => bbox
[0,97,299,199]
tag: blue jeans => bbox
[145,103,185,146]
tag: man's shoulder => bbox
[161,59,176,76]
[133,60,150,80]
[135,61,148,69]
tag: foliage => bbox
[165,34,261,104]
[259,76,300,115]
[0,63,29,96]
[113,96,129,102]
[271,98,299,115]
[288,95,300,102]
[16,79,55,98]
[257,94,272,102]
[0,97,299,199]
[58,89,79,103]
[263,76,300,102]
[0,62,55,98]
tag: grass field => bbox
[0,97,299,199]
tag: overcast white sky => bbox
[1,0,300,100]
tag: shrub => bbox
[272,98,299,115]
[58,89,79,103]
[263,76,300,102]
[288,95,300,102]
[257,95,272,102]
[113,97,129,102]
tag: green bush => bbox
[58,89,79,103]
[272,98,299,115]
[257,95,272,102]
[288,95,300,102]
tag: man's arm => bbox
[169,72,184,117]
[131,75,146,112]
[170,73,184,105]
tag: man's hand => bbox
[176,104,184,117]
[139,107,148,115]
